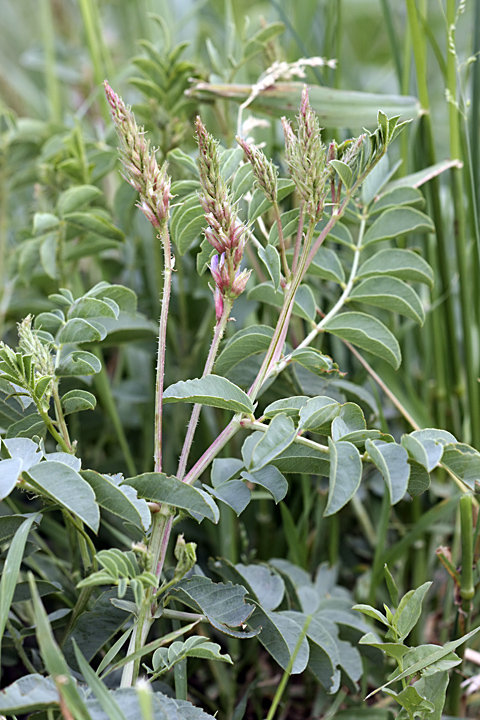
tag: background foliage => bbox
[0,0,480,718]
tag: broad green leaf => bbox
[55,350,102,377]
[40,232,58,279]
[0,457,23,499]
[331,403,366,442]
[190,81,421,128]
[273,443,330,476]
[170,195,205,255]
[34,212,59,234]
[393,582,431,640]
[72,640,128,720]
[248,282,316,321]
[82,470,150,531]
[69,297,118,321]
[353,604,391,627]
[329,160,352,188]
[34,311,65,335]
[163,375,253,414]
[171,576,257,637]
[365,440,410,504]
[167,147,198,175]
[407,461,431,496]
[248,414,297,471]
[211,458,244,487]
[410,428,457,445]
[305,246,345,284]
[234,563,285,611]
[153,636,233,672]
[6,414,46,440]
[290,348,339,376]
[401,643,460,676]
[0,515,39,659]
[248,179,295,222]
[29,577,91,720]
[86,283,137,314]
[232,163,254,201]
[264,396,309,420]
[401,434,443,472]
[57,185,102,216]
[384,159,462,192]
[413,672,449,720]
[268,208,300,246]
[371,186,425,214]
[324,312,401,368]
[258,244,281,290]
[26,462,100,532]
[0,675,60,715]
[204,480,251,515]
[325,439,362,515]
[60,389,96,415]
[123,473,219,523]
[316,218,353,248]
[215,326,274,376]
[299,396,340,433]
[385,685,434,714]
[92,312,157,345]
[441,443,480,490]
[358,633,410,662]
[0,515,35,543]
[247,604,310,674]
[241,465,288,503]
[64,211,124,241]
[356,248,434,287]
[337,429,389,448]
[57,318,103,344]
[363,207,434,246]
[350,276,425,325]
[220,146,244,179]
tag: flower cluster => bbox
[236,136,278,204]
[104,81,172,230]
[282,86,330,223]
[195,117,251,320]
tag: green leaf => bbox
[357,248,433,287]
[441,443,480,491]
[248,282,316,321]
[246,414,297,471]
[26,462,100,532]
[33,212,59,234]
[189,81,421,128]
[363,207,434,246]
[244,22,285,57]
[303,246,346,284]
[69,297,118,321]
[122,472,219,523]
[57,318,103,344]
[204,480,251,515]
[0,457,23,500]
[371,186,425,215]
[247,604,309,674]
[0,515,39,658]
[72,640,128,720]
[163,375,253,414]
[215,325,274,376]
[365,440,410,504]
[315,218,353,248]
[171,195,206,255]
[0,675,61,715]
[329,160,353,188]
[385,685,434,714]
[153,636,233,673]
[407,461,431,496]
[57,185,103,216]
[331,403,366,441]
[211,458,244,486]
[324,312,401,368]
[220,146,244,179]
[40,232,58,279]
[264,396,309,420]
[393,582,431,641]
[353,604,391,627]
[61,390,96,415]
[273,443,330,476]
[298,396,340,433]
[401,434,443,472]
[167,147,198,175]
[350,277,425,325]
[248,179,295,222]
[34,311,65,335]
[290,348,339,377]
[12,580,61,604]
[384,159,462,192]
[86,283,137,314]
[241,465,288,503]
[82,470,151,531]
[258,245,281,290]
[171,576,257,637]
[358,633,410,662]
[325,439,363,516]
[64,211,124,241]
[55,350,102,376]
[232,163,254,201]
[233,562,285,612]
[268,209,300,246]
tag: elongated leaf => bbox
[273,442,330,476]
[290,348,339,376]
[393,582,431,641]
[82,470,150,531]
[247,604,309,673]
[64,211,124,241]
[189,81,421,128]
[350,277,425,325]
[0,515,39,658]
[0,457,23,499]
[72,640,128,720]
[330,160,353,188]
[324,312,401,368]
[122,473,219,523]
[258,245,281,290]
[371,186,425,214]
[325,439,362,515]
[384,159,462,191]
[241,465,288,503]
[215,326,274,376]
[57,185,103,216]
[26,462,100,532]
[365,440,410,504]
[357,249,434,287]
[264,396,309,420]
[171,576,257,637]
[247,415,297,471]
[29,576,91,720]
[163,375,253,414]
[363,207,434,245]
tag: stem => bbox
[6,618,38,675]
[52,385,73,452]
[291,203,305,273]
[78,0,109,121]
[273,201,291,281]
[369,485,392,605]
[177,297,233,480]
[37,406,71,454]
[154,228,174,474]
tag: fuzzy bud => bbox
[236,136,278,203]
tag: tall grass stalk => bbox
[40,0,61,123]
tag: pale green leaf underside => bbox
[163,375,254,414]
